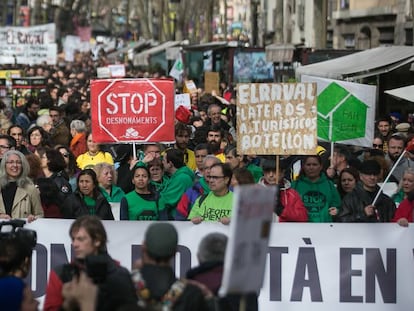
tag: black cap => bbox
[145,223,178,259]
[359,159,381,175]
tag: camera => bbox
[0,219,37,276]
[0,219,37,253]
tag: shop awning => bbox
[296,46,414,81]
[133,41,181,66]
[184,41,229,51]
[106,39,149,63]
[384,85,414,103]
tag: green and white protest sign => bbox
[301,75,376,147]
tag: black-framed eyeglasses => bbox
[207,175,225,180]
[0,145,10,150]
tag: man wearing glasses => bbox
[188,162,233,225]
[0,134,16,163]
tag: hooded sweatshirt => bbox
[291,173,341,222]
[158,166,195,218]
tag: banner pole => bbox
[276,155,279,183]
[372,149,407,205]
[132,142,137,160]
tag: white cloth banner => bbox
[0,23,57,65]
[25,220,414,310]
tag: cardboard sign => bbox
[108,64,126,78]
[96,67,111,78]
[90,78,175,143]
[183,80,197,94]
[219,184,277,296]
[204,71,220,94]
[236,83,317,155]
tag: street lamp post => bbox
[170,0,180,41]
[251,0,260,47]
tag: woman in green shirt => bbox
[120,166,163,220]
[62,169,114,220]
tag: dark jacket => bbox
[50,120,70,146]
[62,190,114,220]
[186,261,258,311]
[135,264,209,311]
[186,261,223,294]
[50,171,72,197]
[44,253,137,311]
[116,162,134,193]
[338,182,395,222]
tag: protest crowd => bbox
[0,49,414,310]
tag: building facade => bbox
[331,0,413,49]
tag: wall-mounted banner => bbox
[0,23,56,65]
[25,220,414,311]
[301,75,376,147]
[237,83,317,155]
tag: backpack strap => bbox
[132,269,187,311]
[198,193,209,207]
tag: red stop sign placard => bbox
[91,78,175,143]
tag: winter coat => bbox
[338,182,395,222]
[0,183,43,218]
[392,197,414,223]
[175,177,210,220]
[62,190,114,220]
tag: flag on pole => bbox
[169,54,184,81]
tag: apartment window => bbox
[344,34,355,48]
[340,0,349,9]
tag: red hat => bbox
[175,105,192,124]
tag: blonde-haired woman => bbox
[94,162,125,203]
[392,168,414,208]
[0,150,43,222]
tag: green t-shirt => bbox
[188,191,233,221]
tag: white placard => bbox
[219,185,277,296]
[174,93,191,111]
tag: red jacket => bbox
[392,198,414,223]
[43,269,63,311]
[70,133,87,158]
[279,187,308,222]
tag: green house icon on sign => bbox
[317,82,368,142]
